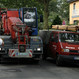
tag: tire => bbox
[56,55,62,66]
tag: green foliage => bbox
[0,0,43,14]
[52,15,62,25]
[57,0,69,22]
[49,0,58,13]
[48,0,69,26]
[48,12,58,26]
[0,0,69,29]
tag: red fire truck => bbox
[39,25,79,66]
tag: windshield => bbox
[59,33,79,43]
[24,8,36,28]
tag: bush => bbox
[52,15,62,25]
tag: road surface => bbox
[0,59,79,79]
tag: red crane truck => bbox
[0,8,43,63]
[39,25,79,66]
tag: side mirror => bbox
[40,15,43,22]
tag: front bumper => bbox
[2,49,43,59]
[60,54,79,62]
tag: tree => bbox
[36,0,58,29]
[48,0,58,27]
[0,0,58,29]
[0,0,43,14]
[37,0,51,29]
[0,0,69,28]
[52,15,62,25]
[57,0,69,23]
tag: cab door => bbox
[49,32,59,58]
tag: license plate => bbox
[16,52,32,57]
[9,49,32,58]
[16,53,29,56]
[74,57,79,60]
[19,53,27,55]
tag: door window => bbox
[54,34,58,42]
[50,33,54,42]
[50,33,58,42]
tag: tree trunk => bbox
[43,0,49,29]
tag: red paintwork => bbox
[1,9,30,51]
[2,13,9,34]
[49,31,79,58]
[8,17,23,40]
[7,11,19,17]
[0,8,7,15]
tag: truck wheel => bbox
[56,55,62,66]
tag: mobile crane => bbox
[0,8,43,63]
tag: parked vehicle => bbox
[0,8,43,63]
[39,25,79,65]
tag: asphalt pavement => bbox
[0,58,79,79]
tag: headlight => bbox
[37,48,41,51]
[0,48,1,50]
[64,49,69,52]
[0,38,4,45]
[61,49,69,52]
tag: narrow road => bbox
[0,59,79,79]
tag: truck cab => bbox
[19,7,38,36]
[39,29,79,66]
[49,31,79,65]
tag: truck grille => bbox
[70,50,79,53]
[69,54,79,56]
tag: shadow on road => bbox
[1,57,79,69]
[45,57,79,68]
[0,58,40,66]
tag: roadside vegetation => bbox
[0,0,69,30]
